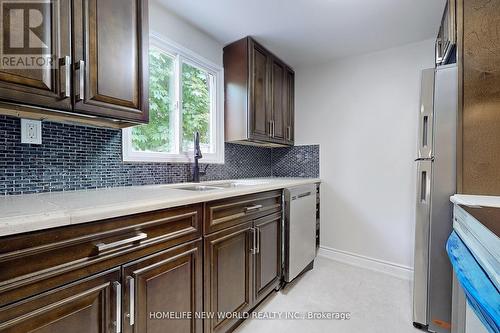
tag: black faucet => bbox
[192,132,203,183]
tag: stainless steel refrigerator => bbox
[413,64,457,333]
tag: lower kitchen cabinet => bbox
[254,212,282,304]
[203,203,283,333]
[122,239,203,333]
[204,222,255,333]
[0,268,121,333]
[0,191,284,333]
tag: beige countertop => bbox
[0,178,320,237]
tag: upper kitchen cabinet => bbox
[0,0,149,127]
[248,40,272,142]
[0,0,72,111]
[224,37,295,146]
[283,67,295,144]
[270,58,286,142]
[72,0,149,123]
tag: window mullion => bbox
[209,74,216,154]
[177,55,184,154]
[173,54,182,155]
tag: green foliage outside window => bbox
[131,48,212,154]
[181,62,211,152]
[132,49,175,152]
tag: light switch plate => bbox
[21,119,42,144]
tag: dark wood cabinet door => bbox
[0,269,120,333]
[271,59,286,143]
[283,68,295,144]
[72,0,148,123]
[0,204,202,308]
[204,222,254,333]
[0,0,72,110]
[254,212,282,303]
[249,40,271,141]
[122,240,203,333]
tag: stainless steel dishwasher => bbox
[284,184,317,282]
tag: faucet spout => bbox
[192,132,203,183]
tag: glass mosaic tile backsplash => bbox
[0,116,319,195]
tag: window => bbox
[123,33,224,163]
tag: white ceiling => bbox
[156,0,446,67]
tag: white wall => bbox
[296,39,435,270]
[150,0,223,66]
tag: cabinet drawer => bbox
[0,204,202,307]
[204,190,282,235]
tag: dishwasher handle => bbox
[292,191,312,200]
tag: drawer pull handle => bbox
[244,204,263,213]
[95,233,147,252]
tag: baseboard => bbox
[318,246,414,280]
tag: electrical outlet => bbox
[21,119,42,145]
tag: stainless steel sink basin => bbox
[174,185,225,191]
[173,180,270,191]
[210,182,240,188]
[212,180,270,188]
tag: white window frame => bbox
[123,32,224,164]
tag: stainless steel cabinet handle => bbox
[59,56,71,97]
[298,191,312,199]
[250,228,257,254]
[95,233,147,252]
[268,120,273,137]
[126,276,135,326]
[76,60,85,101]
[272,120,275,137]
[113,281,121,333]
[287,126,291,140]
[255,227,260,254]
[244,204,263,213]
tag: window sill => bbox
[122,152,224,164]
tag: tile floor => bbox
[235,256,420,333]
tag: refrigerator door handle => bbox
[422,115,430,149]
[420,168,431,204]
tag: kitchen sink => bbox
[173,180,270,191]
[174,185,225,191]
[215,180,270,187]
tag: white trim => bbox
[122,32,225,164]
[317,246,414,280]
[150,31,222,73]
[122,132,224,164]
